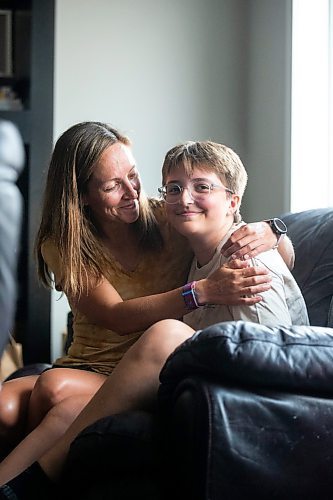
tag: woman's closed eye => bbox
[128,170,138,180]
[104,181,121,193]
[128,171,139,184]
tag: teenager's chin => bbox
[174,226,199,238]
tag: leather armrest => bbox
[159,321,333,408]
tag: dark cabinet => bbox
[0,0,55,363]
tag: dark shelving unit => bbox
[0,0,54,363]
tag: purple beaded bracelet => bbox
[182,281,200,310]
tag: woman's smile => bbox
[118,200,138,210]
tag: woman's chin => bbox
[114,201,140,223]
[119,209,140,224]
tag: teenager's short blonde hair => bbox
[162,141,247,196]
[162,141,248,221]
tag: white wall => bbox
[54,0,248,186]
[51,0,292,359]
[242,0,292,221]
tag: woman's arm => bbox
[275,236,294,270]
[221,221,295,269]
[72,260,271,335]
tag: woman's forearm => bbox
[74,263,272,334]
[277,235,295,270]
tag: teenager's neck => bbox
[189,220,235,267]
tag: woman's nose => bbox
[122,179,138,198]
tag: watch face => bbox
[274,218,287,234]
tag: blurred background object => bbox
[0,119,25,359]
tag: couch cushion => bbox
[63,410,163,499]
[281,208,333,327]
[65,410,158,474]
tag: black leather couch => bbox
[63,207,333,500]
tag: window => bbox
[291,0,333,211]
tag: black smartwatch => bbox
[264,218,287,248]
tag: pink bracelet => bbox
[182,281,200,310]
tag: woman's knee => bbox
[28,369,106,432]
[31,369,68,410]
[31,368,106,411]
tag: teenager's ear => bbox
[229,194,240,214]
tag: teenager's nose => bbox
[179,186,194,204]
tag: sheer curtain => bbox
[291,0,333,211]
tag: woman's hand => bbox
[195,258,272,306]
[221,221,295,270]
[221,222,276,260]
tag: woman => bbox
[0,124,292,495]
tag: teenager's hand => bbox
[195,258,272,306]
[221,222,277,260]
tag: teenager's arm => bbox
[228,267,293,326]
[72,261,271,335]
[221,221,295,269]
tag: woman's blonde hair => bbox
[162,140,248,222]
[35,121,162,296]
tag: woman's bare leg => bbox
[26,368,107,431]
[0,376,38,452]
[0,394,96,484]
[39,319,194,482]
[0,368,106,484]
[0,369,106,484]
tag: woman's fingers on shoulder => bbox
[226,258,250,269]
[238,295,263,305]
[240,264,270,277]
[242,267,272,287]
[222,222,270,259]
[230,222,264,240]
[222,237,255,259]
[224,261,271,280]
[221,226,247,251]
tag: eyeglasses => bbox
[158,180,233,204]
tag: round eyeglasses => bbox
[158,180,234,204]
